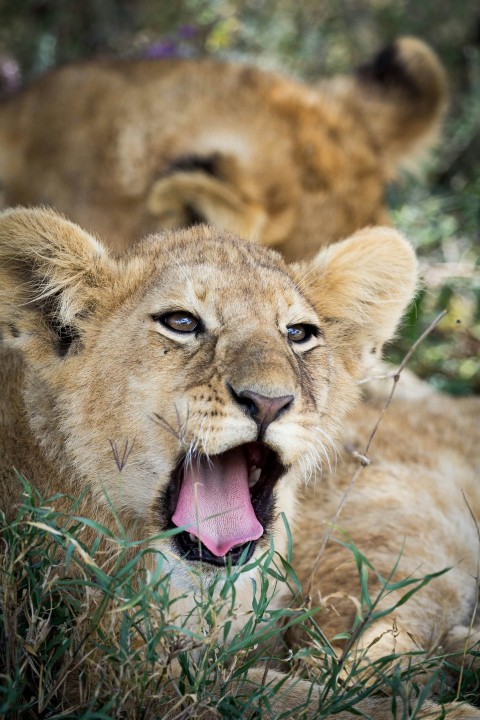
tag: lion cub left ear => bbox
[0,207,119,354]
[291,227,418,374]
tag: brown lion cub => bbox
[0,208,479,718]
[0,37,446,260]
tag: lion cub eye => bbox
[155,311,201,334]
[287,324,317,343]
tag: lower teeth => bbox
[248,467,262,488]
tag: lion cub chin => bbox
[1,208,479,718]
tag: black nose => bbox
[228,385,294,433]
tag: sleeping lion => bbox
[0,37,446,260]
[0,207,479,718]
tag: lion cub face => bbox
[92,240,332,568]
[0,209,416,582]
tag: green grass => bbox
[1,478,479,719]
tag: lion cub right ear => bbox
[291,227,418,376]
[0,207,120,355]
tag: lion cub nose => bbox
[229,385,294,432]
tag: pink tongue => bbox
[171,447,263,557]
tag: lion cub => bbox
[0,208,479,718]
[0,37,446,259]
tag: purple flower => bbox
[0,55,21,92]
[143,40,180,59]
[179,25,197,40]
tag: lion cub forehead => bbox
[149,259,304,312]
[141,231,310,317]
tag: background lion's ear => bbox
[291,227,418,374]
[340,37,447,176]
[147,172,268,242]
[0,207,118,353]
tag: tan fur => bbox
[0,38,446,260]
[291,395,480,662]
[1,208,479,718]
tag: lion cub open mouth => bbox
[168,442,285,567]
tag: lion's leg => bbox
[147,172,268,241]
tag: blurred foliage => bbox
[388,177,480,395]
[0,0,479,393]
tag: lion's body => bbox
[292,393,480,661]
[1,208,479,717]
[0,38,446,259]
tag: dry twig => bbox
[306,310,448,603]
